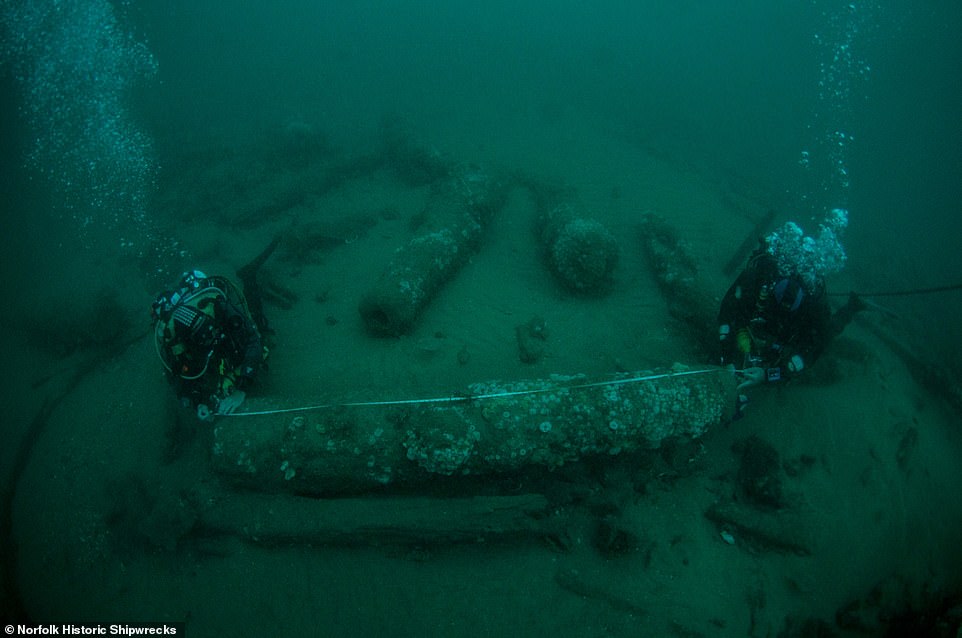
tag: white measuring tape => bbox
[226,367,727,417]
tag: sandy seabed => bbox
[3,114,961,637]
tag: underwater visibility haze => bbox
[1,1,962,635]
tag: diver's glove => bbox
[787,355,805,374]
[216,390,246,415]
[736,367,766,391]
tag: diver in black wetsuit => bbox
[151,270,266,419]
[717,246,864,388]
[151,239,280,419]
[717,210,865,392]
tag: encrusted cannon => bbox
[358,164,508,335]
[212,366,736,495]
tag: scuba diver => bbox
[718,208,865,391]
[152,270,266,420]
